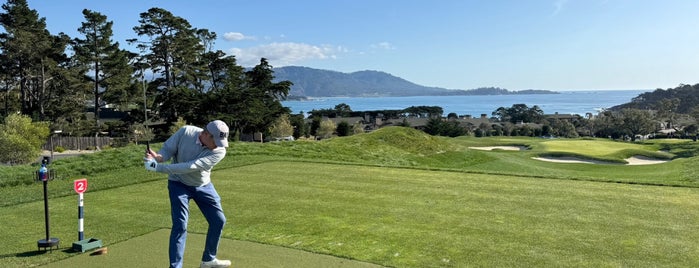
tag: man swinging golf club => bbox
[144,120,231,268]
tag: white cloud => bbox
[223,32,255,41]
[228,42,342,67]
[371,42,395,50]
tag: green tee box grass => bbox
[3,162,699,267]
[43,229,382,268]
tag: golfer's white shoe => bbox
[200,258,231,268]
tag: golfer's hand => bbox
[144,157,158,172]
[145,149,162,162]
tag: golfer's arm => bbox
[156,161,204,174]
[155,154,223,174]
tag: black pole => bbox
[37,164,59,251]
[43,179,49,241]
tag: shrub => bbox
[269,114,294,139]
[318,119,336,139]
[0,114,49,164]
[336,121,350,136]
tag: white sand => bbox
[531,157,607,164]
[624,156,669,165]
[533,155,669,165]
[469,146,527,151]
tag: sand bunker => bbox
[625,156,669,165]
[533,155,669,165]
[469,146,669,166]
[469,146,527,151]
[531,157,607,164]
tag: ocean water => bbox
[282,90,649,117]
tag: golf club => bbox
[142,68,150,155]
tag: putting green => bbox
[42,229,383,268]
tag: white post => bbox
[78,192,84,241]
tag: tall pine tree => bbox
[130,8,207,123]
[0,0,58,120]
[73,9,134,132]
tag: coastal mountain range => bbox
[272,66,557,98]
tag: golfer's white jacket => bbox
[155,126,227,187]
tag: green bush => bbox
[336,121,350,136]
[0,114,49,164]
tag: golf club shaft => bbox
[143,68,150,153]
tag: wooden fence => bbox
[42,136,112,151]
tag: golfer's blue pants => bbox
[168,180,226,268]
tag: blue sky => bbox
[24,0,699,91]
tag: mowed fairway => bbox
[224,162,699,267]
[4,161,696,267]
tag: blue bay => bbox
[282,90,649,117]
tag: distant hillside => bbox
[611,83,699,113]
[272,66,557,97]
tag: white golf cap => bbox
[206,120,229,148]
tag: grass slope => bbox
[1,126,698,267]
[230,127,699,186]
